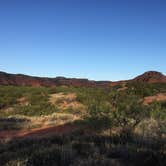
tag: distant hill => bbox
[0,71,111,87]
[0,71,166,87]
[133,71,166,83]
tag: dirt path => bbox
[0,123,78,140]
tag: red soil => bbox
[143,93,166,105]
[0,123,78,140]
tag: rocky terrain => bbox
[0,71,166,87]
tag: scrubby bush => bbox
[150,102,166,120]
[0,84,166,165]
[127,82,166,97]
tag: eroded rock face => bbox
[0,71,111,87]
[0,71,166,87]
[0,72,53,87]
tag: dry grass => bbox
[117,86,128,92]
[0,113,81,140]
[7,113,80,130]
[1,107,15,114]
[49,92,86,112]
[0,92,85,132]
[16,97,29,106]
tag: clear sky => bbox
[0,0,165,81]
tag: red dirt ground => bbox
[0,123,78,140]
[143,93,166,105]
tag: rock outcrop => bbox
[0,71,165,87]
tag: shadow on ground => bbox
[0,118,166,166]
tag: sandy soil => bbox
[49,92,86,111]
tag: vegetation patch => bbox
[0,84,166,165]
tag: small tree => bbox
[86,101,113,132]
[112,94,149,137]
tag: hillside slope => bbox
[0,71,166,87]
[133,71,166,83]
[0,71,111,87]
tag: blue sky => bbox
[0,0,165,81]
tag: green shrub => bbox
[14,104,58,116]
